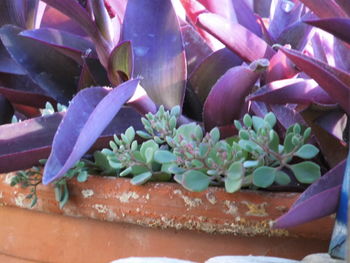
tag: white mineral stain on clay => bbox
[92,204,109,214]
[224,200,238,216]
[117,192,140,203]
[81,189,94,198]
[173,189,203,209]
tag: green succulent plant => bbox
[100,106,320,193]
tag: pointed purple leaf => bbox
[20,28,95,64]
[254,0,272,18]
[107,41,133,86]
[189,48,243,104]
[43,79,140,184]
[270,104,307,132]
[248,79,336,106]
[299,0,348,18]
[232,0,262,37]
[40,0,97,37]
[197,12,275,62]
[179,0,222,50]
[0,107,142,173]
[280,47,350,114]
[40,6,87,36]
[276,20,313,50]
[311,32,329,63]
[203,60,266,131]
[316,110,348,142]
[273,159,346,228]
[121,0,186,109]
[0,43,26,75]
[268,0,303,40]
[41,0,112,67]
[0,25,81,104]
[0,113,63,173]
[0,87,57,109]
[181,24,212,75]
[334,39,350,73]
[265,49,299,83]
[199,0,236,22]
[305,18,350,45]
[334,0,350,16]
[0,0,26,27]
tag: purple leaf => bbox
[0,94,14,124]
[305,18,350,45]
[20,28,95,64]
[231,0,262,37]
[107,41,133,86]
[0,25,81,104]
[334,0,350,16]
[0,113,63,173]
[280,47,350,114]
[203,59,267,131]
[270,104,306,132]
[197,12,275,62]
[0,43,26,75]
[122,0,186,109]
[40,6,87,36]
[316,110,348,142]
[200,0,262,37]
[334,39,350,73]
[299,0,348,18]
[189,48,243,104]
[199,0,236,22]
[273,159,346,228]
[301,108,348,168]
[179,0,222,50]
[248,79,336,106]
[311,32,329,63]
[0,0,26,27]
[0,107,142,173]
[254,0,272,18]
[43,79,140,184]
[181,24,212,75]
[265,49,299,83]
[268,0,303,41]
[0,87,57,110]
[276,20,313,50]
[41,0,112,67]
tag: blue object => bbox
[329,151,350,259]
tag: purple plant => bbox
[0,0,348,229]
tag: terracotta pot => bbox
[0,171,334,263]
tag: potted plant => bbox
[0,0,348,262]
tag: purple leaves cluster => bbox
[0,0,348,228]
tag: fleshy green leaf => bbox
[294,144,319,159]
[77,170,88,182]
[275,171,291,185]
[269,130,280,153]
[182,170,211,192]
[140,140,159,162]
[253,166,276,188]
[291,161,321,184]
[225,177,242,193]
[130,172,152,185]
[154,150,177,164]
[227,162,243,180]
